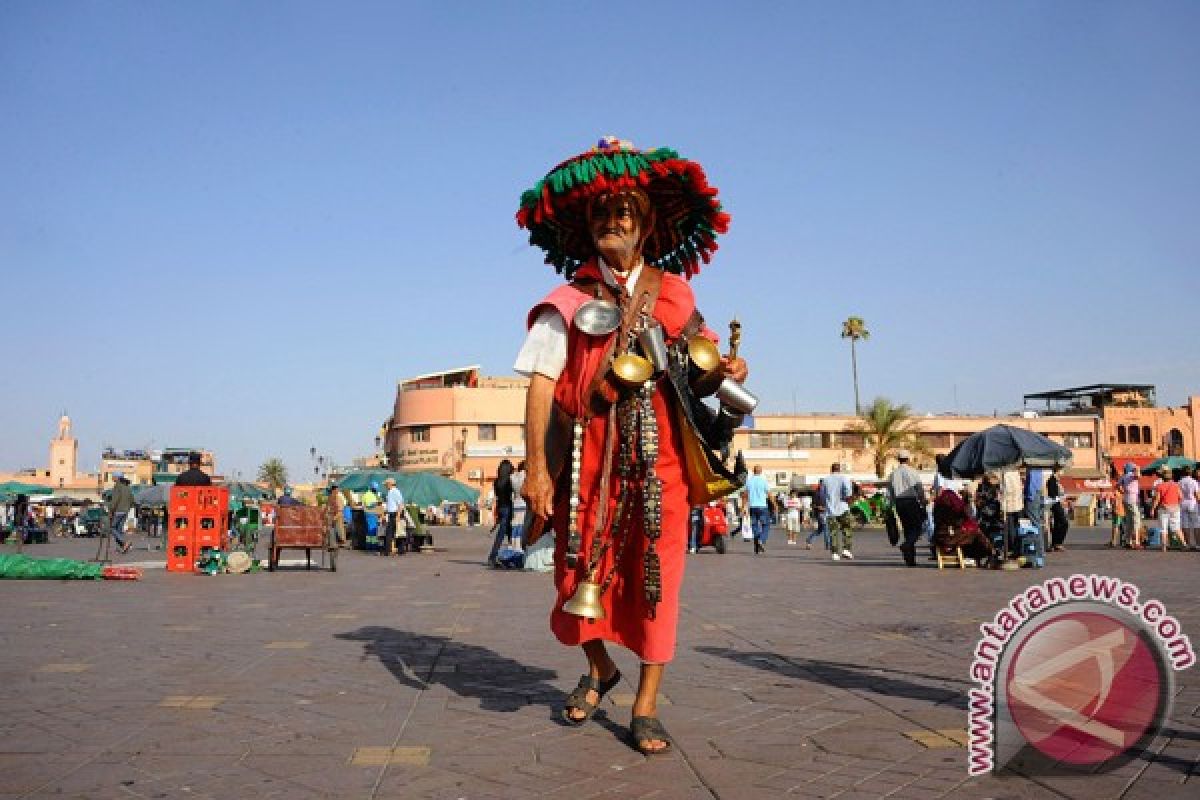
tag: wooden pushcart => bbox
[269,505,336,572]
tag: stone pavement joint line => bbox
[351,746,432,766]
[158,695,224,709]
[38,662,91,673]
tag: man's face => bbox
[589,194,643,266]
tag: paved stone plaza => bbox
[1,526,1197,799]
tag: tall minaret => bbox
[49,412,78,487]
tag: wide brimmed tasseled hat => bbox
[516,136,730,279]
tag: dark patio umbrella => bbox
[939,424,1073,479]
[132,484,171,507]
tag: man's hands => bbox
[721,356,748,384]
[523,373,557,536]
[522,469,555,523]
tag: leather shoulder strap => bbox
[583,266,664,416]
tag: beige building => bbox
[386,366,527,497]
[0,414,101,499]
[737,412,1100,489]
[1023,384,1197,468]
[386,367,1106,494]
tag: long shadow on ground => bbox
[696,646,968,710]
[335,626,562,713]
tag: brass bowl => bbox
[611,353,653,387]
[687,335,722,372]
[687,335,723,396]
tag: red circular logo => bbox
[1006,611,1165,765]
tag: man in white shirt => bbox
[382,478,407,557]
[886,450,926,567]
[819,463,855,561]
[1179,465,1199,550]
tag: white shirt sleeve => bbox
[513,308,568,380]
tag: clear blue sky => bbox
[2,1,1197,480]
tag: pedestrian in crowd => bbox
[511,460,527,549]
[514,137,743,755]
[725,496,743,541]
[1149,466,1183,551]
[487,459,515,567]
[806,489,829,550]
[174,452,212,486]
[975,472,1006,563]
[886,449,927,567]
[11,493,29,544]
[327,482,347,548]
[1107,489,1124,547]
[382,478,407,556]
[106,473,136,554]
[745,465,771,554]
[277,486,302,506]
[1000,468,1024,556]
[819,463,854,561]
[784,490,803,546]
[1046,466,1071,552]
[1024,466,1047,559]
[1179,465,1199,551]
[1118,462,1142,548]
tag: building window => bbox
[1116,425,1127,444]
[792,432,823,448]
[1142,425,1152,445]
[1168,428,1184,456]
[832,432,866,449]
[1063,432,1093,448]
[411,426,430,443]
[1129,425,1141,444]
[478,424,496,441]
[920,433,953,450]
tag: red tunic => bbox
[528,262,713,664]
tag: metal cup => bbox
[637,325,669,373]
[715,378,759,414]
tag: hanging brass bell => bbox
[562,579,607,620]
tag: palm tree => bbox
[840,316,870,413]
[257,458,288,494]
[852,397,928,478]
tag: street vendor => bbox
[515,137,746,755]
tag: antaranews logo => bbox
[967,574,1194,776]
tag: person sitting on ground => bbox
[932,487,992,565]
[174,452,212,486]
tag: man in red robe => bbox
[516,138,746,755]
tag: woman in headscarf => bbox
[487,459,515,567]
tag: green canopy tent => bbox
[222,481,270,507]
[332,469,408,494]
[396,471,479,507]
[0,481,54,497]
[1140,456,1198,476]
[333,470,478,506]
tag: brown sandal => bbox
[631,716,673,755]
[561,669,621,726]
